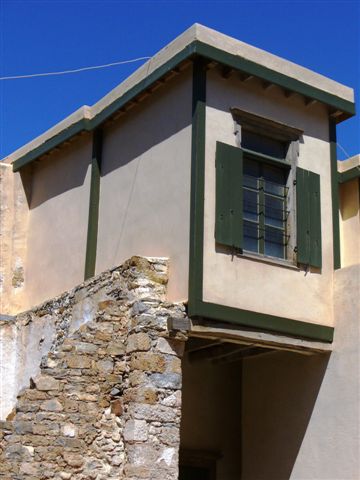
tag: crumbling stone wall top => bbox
[0,256,188,480]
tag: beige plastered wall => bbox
[96,69,192,301]
[21,135,92,309]
[203,69,334,327]
[242,261,360,480]
[339,156,360,268]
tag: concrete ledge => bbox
[189,318,332,355]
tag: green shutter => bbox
[296,167,322,268]
[215,142,243,249]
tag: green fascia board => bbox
[189,300,334,343]
[12,118,92,172]
[90,43,198,129]
[338,166,360,184]
[195,41,356,117]
[329,120,341,270]
[12,42,198,173]
[12,40,355,172]
[84,129,103,281]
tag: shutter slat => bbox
[309,172,322,268]
[296,167,322,268]
[215,142,243,249]
[296,168,310,264]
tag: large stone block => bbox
[150,373,182,390]
[40,399,63,412]
[123,419,148,442]
[66,355,92,369]
[33,375,60,391]
[130,352,166,373]
[126,333,152,353]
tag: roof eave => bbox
[11,34,356,172]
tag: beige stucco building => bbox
[1,24,359,479]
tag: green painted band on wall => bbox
[188,58,335,343]
[189,57,207,308]
[84,128,103,280]
[338,166,360,184]
[329,120,341,270]
[13,40,355,172]
[189,300,334,343]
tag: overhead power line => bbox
[0,56,151,81]
[337,142,350,159]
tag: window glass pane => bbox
[244,158,260,177]
[264,180,286,197]
[264,226,285,258]
[244,221,259,253]
[265,195,285,228]
[244,174,258,190]
[242,130,287,159]
[244,189,258,222]
[263,164,286,185]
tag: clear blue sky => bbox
[0,0,359,160]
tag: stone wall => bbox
[0,256,187,479]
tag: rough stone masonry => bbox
[0,256,188,479]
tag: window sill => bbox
[239,250,300,271]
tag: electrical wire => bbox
[337,142,350,159]
[0,56,151,81]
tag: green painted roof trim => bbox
[13,39,355,172]
[196,41,356,118]
[13,118,91,172]
[13,43,197,172]
[338,166,360,184]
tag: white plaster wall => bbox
[23,135,92,309]
[0,274,108,420]
[203,70,334,326]
[0,317,56,420]
[96,70,192,301]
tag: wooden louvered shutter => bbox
[296,167,322,268]
[215,142,243,249]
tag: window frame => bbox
[231,109,302,264]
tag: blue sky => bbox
[0,0,359,160]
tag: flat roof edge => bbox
[8,24,356,172]
[338,154,360,184]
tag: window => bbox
[242,132,290,260]
[215,110,322,268]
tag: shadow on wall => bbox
[207,71,330,143]
[242,350,330,480]
[101,70,192,177]
[340,181,359,221]
[19,133,92,209]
